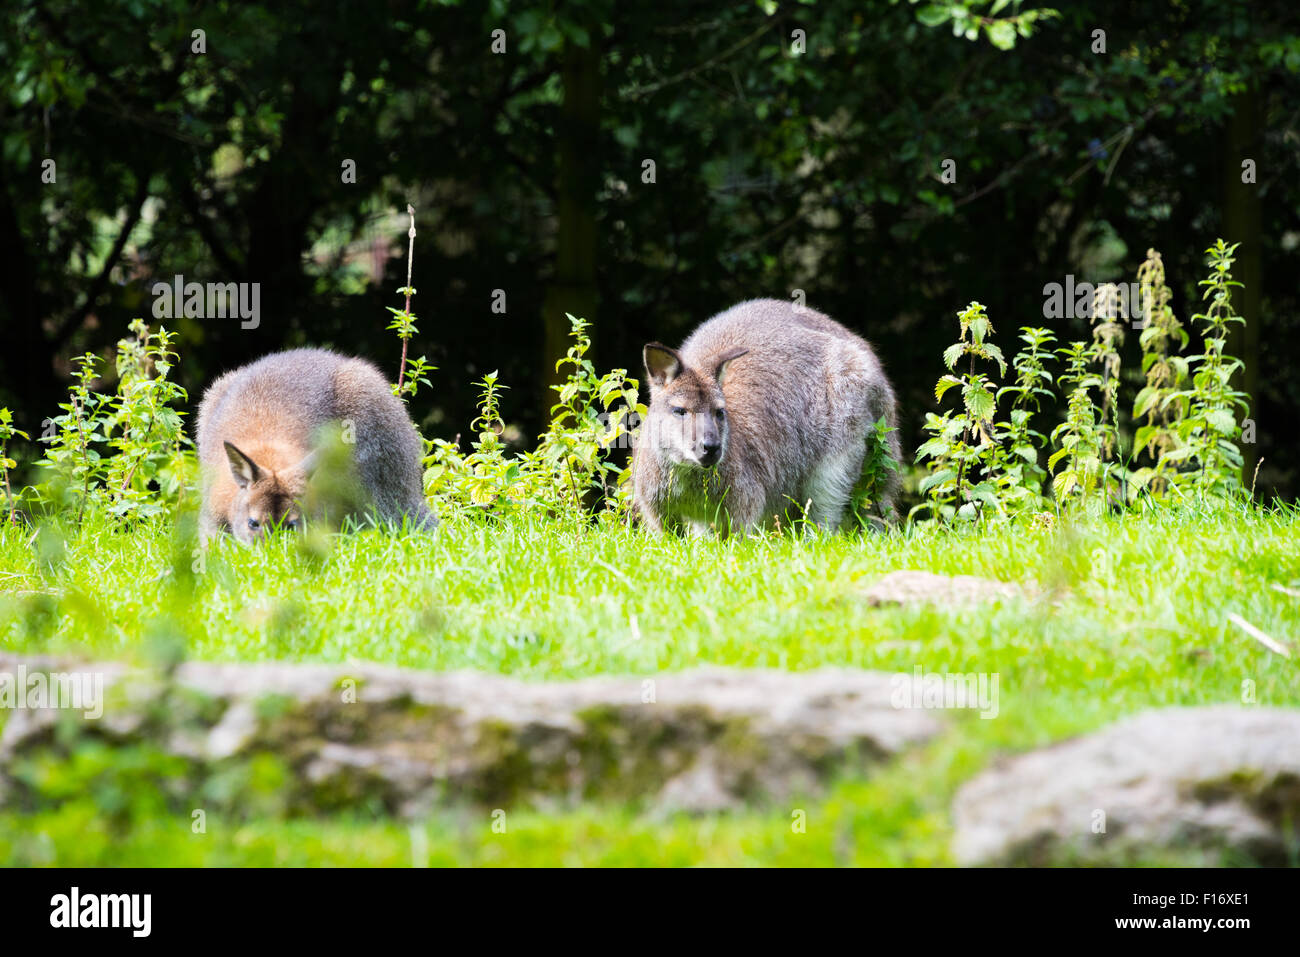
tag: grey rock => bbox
[952,706,1300,865]
[862,570,1027,607]
[0,655,941,816]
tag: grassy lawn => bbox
[1,503,1297,865]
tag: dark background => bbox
[2,0,1297,498]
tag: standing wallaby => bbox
[196,348,436,543]
[633,298,900,536]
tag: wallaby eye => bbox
[284,519,298,530]
[247,518,260,530]
[715,408,726,419]
[671,406,689,417]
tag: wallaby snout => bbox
[699,435,722,467]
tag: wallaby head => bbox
[222,440,316,543]
[642,343,748,469]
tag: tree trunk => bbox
[541,38,600,412]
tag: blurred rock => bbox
[861,570,1027,607]
[0,654,941,816]
[952,706,1300,865]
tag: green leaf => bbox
[916,5,951,28]
[1052,471,1078,499]
[982,342,1008,376]
[986,21,1016,50]
[1205,409,1236,434]
[935,375,962,402]
[964,384,995,422]
[914,438,950,460]
[918,468,956,495]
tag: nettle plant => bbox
[34,350,107,521]
[422,370,519,509]
[387,207,436,403]
[913,237,1254,523]
[33,320,191,522]
[1131,247,1189,497]
[104,320,191,516]
[1088,282,1126,462]
[532,315,643,516]
[0,408,29,525]
[914,310,1059,523]
[990,326,1056,511]
[850,418,902,525]
[421,315,645,521]
[1048,341,1106,506]
[1160,239,1250,499]
[913,301,1006,522]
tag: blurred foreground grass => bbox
[1,504,1296,865]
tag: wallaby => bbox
[196,348,436,543]
[633,298,901,536]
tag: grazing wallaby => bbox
[633,298,901,536]
[196,348,436,543]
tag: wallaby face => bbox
[642,343,748,469]
[223,441,311,544]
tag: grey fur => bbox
[196,348,436,543]
[633,299,901,536]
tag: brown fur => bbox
[196,348,436,543]
[633,299,901,536]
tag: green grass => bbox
[1,503,1297,866]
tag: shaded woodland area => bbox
[2,0,1298,498]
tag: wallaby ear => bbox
[224,441,262,490]
[714,347,749,387]
[288,448,319,478]
[643,343,682,387]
